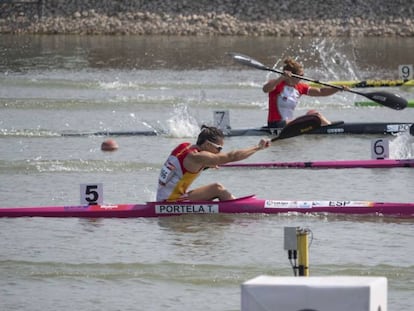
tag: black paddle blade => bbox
[271,115,322,141]
[362,91,407,110]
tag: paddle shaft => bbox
[310,80,412,88]
[257,64,376,98]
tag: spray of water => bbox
[267,38,361,81]
[312,38,360,80]
[390,132,414,159]
[166,104,200,138]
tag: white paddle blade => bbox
[228,52,268,70]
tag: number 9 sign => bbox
[398,65,413,80]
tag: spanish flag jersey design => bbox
[267,81,310,123]
[156,142,202,201]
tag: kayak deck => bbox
[61,122,413,137]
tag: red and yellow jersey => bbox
[156,142,202,201]
[267,81,310,123]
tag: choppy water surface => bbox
[1,35,413,311]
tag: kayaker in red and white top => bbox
[156,125,270,202]
[263,57,346,128]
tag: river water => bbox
[0,35,413,311]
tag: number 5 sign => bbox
[371,139,389,160]
[80,183,103,205]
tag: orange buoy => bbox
[101,139,119,151]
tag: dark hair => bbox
[196,125,224,146]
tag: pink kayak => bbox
[1,195,413,218]
[221,159,414,169]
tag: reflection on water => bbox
[1,35,414,75]
[157,214,237,233]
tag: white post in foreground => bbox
[241,276,387,311]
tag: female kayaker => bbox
[263,57,346,128]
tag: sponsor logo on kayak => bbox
[313,201,372,207]
[155,204,219,214]
[98,205,118,209]
[326,128,344,134]
[386,124,411,133]
[64,205,89,210]
[264,201,312,209]
[63,204,120,211]
[265,201,373,209]
[300,126,315,133]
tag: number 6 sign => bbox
[80,183,103,205]
[371,139,389,160]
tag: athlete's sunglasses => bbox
[207,140,223,152]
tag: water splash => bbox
[166,104,200,138]
[390,132,414,159]
[267,38,361,81]
[311,38,360,80]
